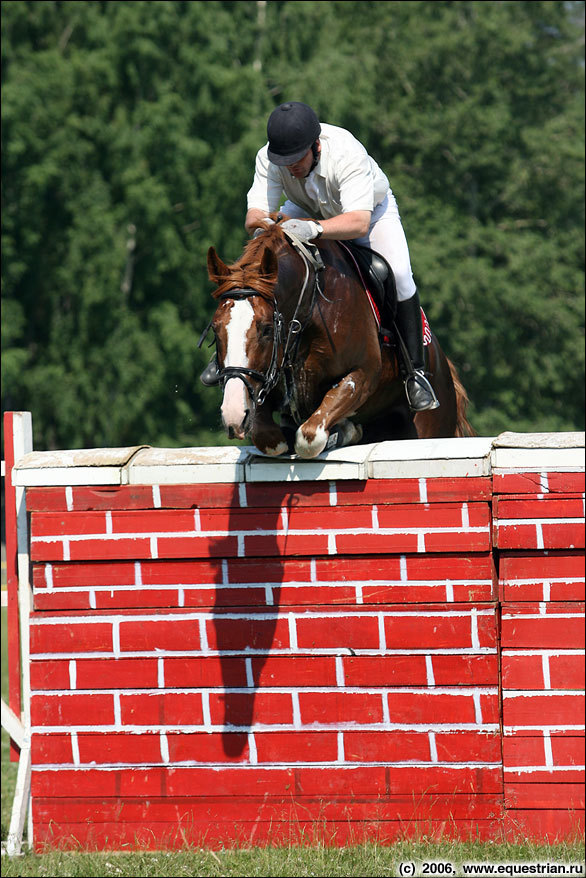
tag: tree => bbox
[2,1,584,450]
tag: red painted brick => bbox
[164,656,247,688]
[185,586,268,607]
[549,653,586,689]
[159,483,242,509]
[501,613,585,649]
[244,534,329,556]
[384,613,473,650]
[299,692,384,725]
[30,660,71,691]
[424,530,490,553]
[335,533,419,554]
[503,693,585,727]
[343,730,430,762]
[505,783,584,810]
[502,654,545,690]
[167,732,249,762]
[119,692,204,726]
[480,694,500,724]
[140,559,224,585]
[32,512,108,537]
[496,497,585,520]
[76,658,159,689]
[313,556,404,582]
[30,622,113,655]
[68,537,153,561]
[295,614,380,650]
[32,734,74,764]
[432,654,498,686]
[551,736,586,766]
[542,522,585,550]
[494,472,585,495]
[206,617,290,651]
[386,691,477,724]
[435,731,501,762]
[288,506,375,530]
[164,766,295,797]
[278,584,360,605]
[251,655,337,687]
[255,731,338,763]
[94,589,182,610]
[503,736,547,767]
[295,765,387,796]
[34,591,92,612]
[77,732,163,764]
[111,510,198,534]
[34,561,136,589]
[118,618,200,652]
[156,535,239,559]
[208,692,293,726]
[226,557,313,583]
[500,552,585,581]
[343,655,428,687]
[31,541,67,562]
[25,487,69,512]
[31,693,115,726]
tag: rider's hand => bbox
[252,217,276,238]
[281,219,322,243]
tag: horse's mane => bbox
[212,215,288,299]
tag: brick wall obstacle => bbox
[8,431,585,850]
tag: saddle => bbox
[340,241,398,334]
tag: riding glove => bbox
[252,217,276,238]
[281,219,322,242]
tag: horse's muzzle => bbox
[226,409,251,441]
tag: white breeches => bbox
[352,194,417,302]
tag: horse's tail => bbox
[447,358,476,437]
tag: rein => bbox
[199,235,325,415]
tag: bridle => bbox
[198,235,325,415]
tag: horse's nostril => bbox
[241,410,250,435]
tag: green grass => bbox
[1,607,584,876]
[0,841,584,877]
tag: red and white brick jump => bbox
[9,432,585,850]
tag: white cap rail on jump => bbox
[10,433,585,486]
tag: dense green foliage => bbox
[2,0,584,449]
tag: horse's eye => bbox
[259,325,274,340]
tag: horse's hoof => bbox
[258,441,289,457]
[295,424,328,459]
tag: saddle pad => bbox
[364,283,432,347]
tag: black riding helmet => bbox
[267,102,321,166]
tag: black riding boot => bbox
[395,293,439,412]
[200,355,221,387]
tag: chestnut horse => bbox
[204,219,473,458]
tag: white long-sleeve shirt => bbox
[247,123,391,219]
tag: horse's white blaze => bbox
[221,300,254,436]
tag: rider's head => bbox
[267,102,321,166]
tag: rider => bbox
[201,101,438,412]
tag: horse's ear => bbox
[207,247,231,285]
[259,245,278,282]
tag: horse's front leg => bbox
[251,403,290,457]
[295,370,372,459]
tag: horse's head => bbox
[207,240,280,439]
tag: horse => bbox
[203,216,474,458]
